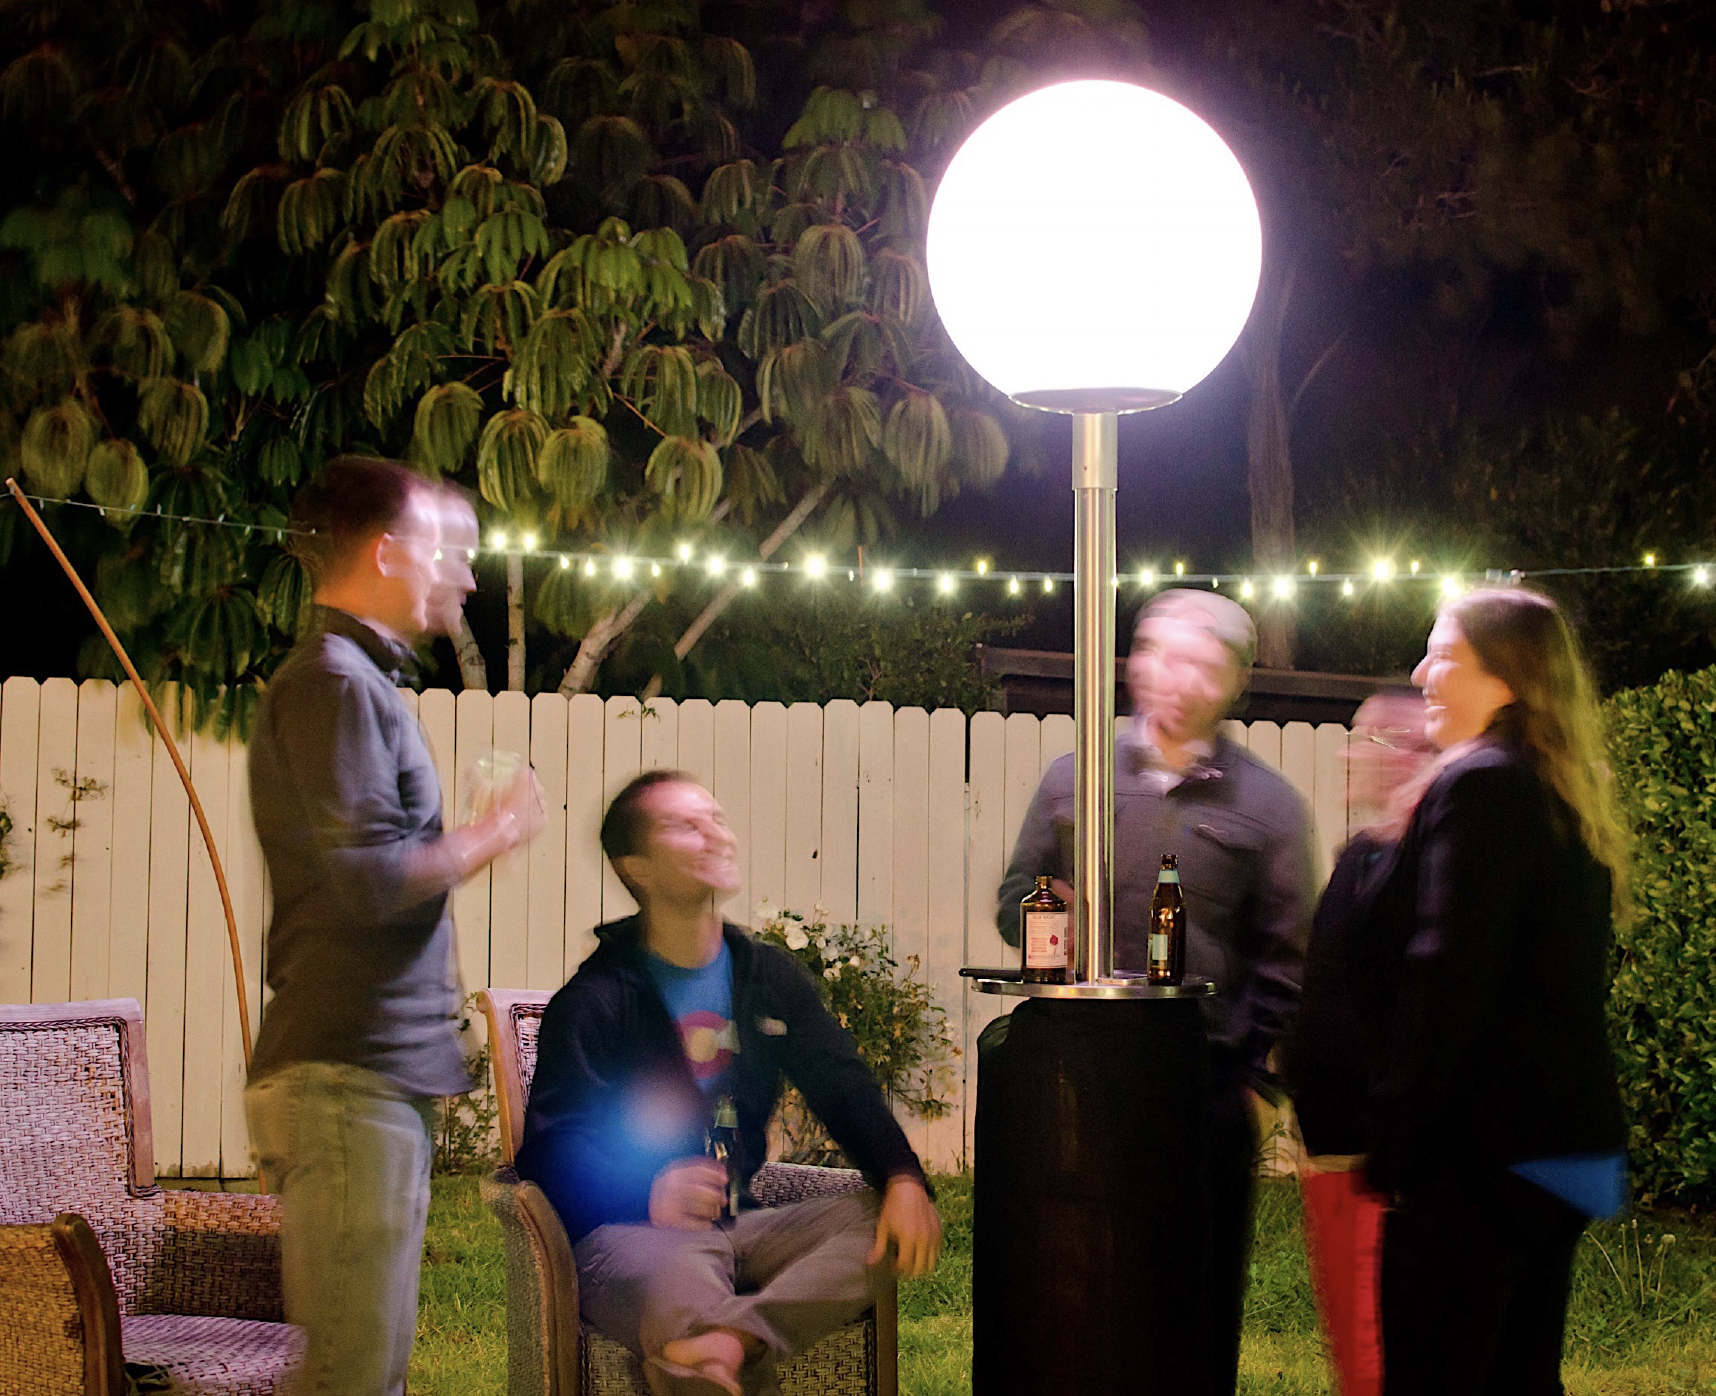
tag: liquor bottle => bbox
[706,1095,741,1221]
[1148,854,1186,986]
[1021,875,1070,984]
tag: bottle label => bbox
[1150,932,1170,962]
[1157,870,1180,884]
[1024,910,1069,967]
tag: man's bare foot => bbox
[656,1329,748,1394]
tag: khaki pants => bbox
[573,1190,885,1396]
[245,1063,438,1396]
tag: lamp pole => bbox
[1071,412,1118,983]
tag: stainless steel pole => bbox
[1071,412,1118,984]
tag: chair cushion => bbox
[121,1314,304,1396]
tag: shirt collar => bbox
[313,605,421,686]
[1127,714,1216,781]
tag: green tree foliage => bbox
[1605,666,1716,1205]
[1,0,1027,719]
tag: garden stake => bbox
[5,478,252,1067]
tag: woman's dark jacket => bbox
[1355,737,1627,1195]
[515,917,928,1243]
[1282,831,1393,1157]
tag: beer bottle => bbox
[1147,854,1185,986]
[706,1095,741,1221]
[1021,875,1070,984]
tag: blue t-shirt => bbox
[644,942,739,1099]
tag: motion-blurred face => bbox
[1412,613,1516,749]
[427,493,478,637]
[370,487,443,640]
[1345,692,1435,815]
[621,781,742,909]
[1127,614,1242,747]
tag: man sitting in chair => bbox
[517,770,942,1396]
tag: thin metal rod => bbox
[1070,414,1118,984]
[5,479,253,1066]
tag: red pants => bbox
[1300,1167,1386,1396]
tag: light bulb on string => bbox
[938,573,956,595]
[1141,568,1156,587]
[976,559,990,576]
[804,554,828,580]
[1644,553,1656,568]
[707,556,727,577]
[1042,578,1055,594]
[741,567,757,588]
[1695,566,1711,588]
[491,529,508,551]
[1307,560,1319,576]
[1440,575,1464,598]
[1341,580,1355,598]
[1409,559,1421,576]
[558,555,570,570]
[1372,558,1396,583]
[651,562,662,577]
[1174,562,1186,577]
[613,557,634,580]
[873,569,894,592]
[678,542,694,563]
[1271,577,1295,600]
[522,532,538,552]
[1240,580,1256,600]
[583,559,597,577]
[1008,576,1021,596]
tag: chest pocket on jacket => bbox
[1183,817,1268,910]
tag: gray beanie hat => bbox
[1138,589,1257,669]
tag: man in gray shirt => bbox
[246,456,541,1396]
[996,589,1314,1396]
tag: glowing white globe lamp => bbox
[927,80,1261,414]
[932,80,1263,990]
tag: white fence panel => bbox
[0,678,1362,1176]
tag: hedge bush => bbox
[1605,666,1716,1204]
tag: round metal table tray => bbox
[971,974,1215,1000]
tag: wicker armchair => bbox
[476,989,897,1396]
[0,999,302,1396]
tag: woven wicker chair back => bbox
[0,1000,161,1311]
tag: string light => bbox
[1644,553,1656,568]
[583,559,597,577]
[490,529,508,550]
[1240,579,1256,600]
[1372,558,1396,583]
[740,566,757,587]
[521,532,537,552]
[1042,578,1055,594]
[558,555,570,569]
[1271,577,1295,600]
[938,573,956,595]
[1695,566,1711,588]
[707,556,727,577]
[1140,567,1156,586]
[1440,574,1464,598]
[1342,580,1356,597]
[650,561,662,577]
[613,556,634,580]
[1008,576,1021,595]
[873,569,894,592]
[677,542,694,562]
[804,554,828,579]
[976,558,989,576]
[1174,561,1186,577]
[1409,559,1421,576]
[1307,560,1319,576]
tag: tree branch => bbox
[1287,330,1347,425]
[557,589,655,696]
[452,612,488,691]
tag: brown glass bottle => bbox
[1147,854,1186,986]
[1020,875,1070,984]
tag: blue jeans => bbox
[245,1063,438,1396]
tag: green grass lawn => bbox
[410,1175,1716,1395]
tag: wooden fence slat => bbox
[783,704,824,916]
[676,700,716,792]
[640,695,679,774]
[1246,719,1283,770]
[1314,723,1350,880]
[452,690,496,1001]
[601,697,643,925]
[564,694,606,973]
[889,708,930,1160]
[145,692,191,1174]
[31,676,79,1002]
[0,677,40,1003]
[712,701,752,927]
[527,693,569,991]
[1280,721,1318,867]
[70,680,118,1001]
[488,691,533,990]
[1002,713,1043,885]
[747,703,788,922]
[855,702,893,929]
[107,686,152,1008]
[964,711,1009,1168]
[180,728,229,1176]
[820,700,860,923]
[1040,714,1074,773]
[417,689,458,832]
[923,708,967,1173]
[1219,718,1247,747]
[222,740,266,1176]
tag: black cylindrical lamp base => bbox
[973,996,1213,1396]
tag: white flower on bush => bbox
[783,923,811,951]
[824,965,841,980]
[848,955,862,967]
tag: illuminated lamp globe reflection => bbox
[926,79,1263,413]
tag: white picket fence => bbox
[0,675,1355,1176]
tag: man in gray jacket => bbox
[996,589,1314,1396]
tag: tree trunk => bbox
[452,612,488,691]
[558,590,654,696]
[506,553,525,691]
[1245,259,1299,670]
[638,480,833,700]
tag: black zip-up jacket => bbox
[516,916,928,1243]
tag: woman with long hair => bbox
[1283,689,1438,1396]
[1362,588,1629,1396]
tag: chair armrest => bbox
[0,1215,126,1395]
[145,1190,284,1321]
[749,1162,869,1206]
[482,1168,581,1396]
